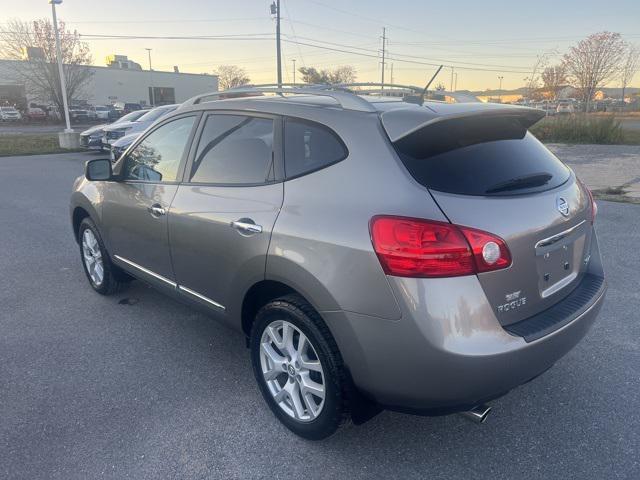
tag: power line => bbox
[0,29,542,74]
[282,1,306,67]
[280,38,534,73]
[58,17,267,25]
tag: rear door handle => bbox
[231,220,263,234]
[147,204,166,217]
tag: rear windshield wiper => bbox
[485,172,553,194]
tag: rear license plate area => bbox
[535,223,587,298]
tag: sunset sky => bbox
[1,0,639,91]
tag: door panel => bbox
[169,183,283,311]
[103,182,178,282]
[102,114,197,282]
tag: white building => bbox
[0,58,218,107]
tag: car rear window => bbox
[393,116,570,196]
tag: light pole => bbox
[146,48,155,106]
[498,75,504,103]
[270,1,282,87]
[50,0,72,132]
[292,59,296,85]
[453,72,458,92]
[380,27,386,89]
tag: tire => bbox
[250,294,350,440]
[78,217,129,295]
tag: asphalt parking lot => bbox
[1,152,638,479]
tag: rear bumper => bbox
[323,232,606,413]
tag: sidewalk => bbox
[548,144,640,201]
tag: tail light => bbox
[370,216,511,278]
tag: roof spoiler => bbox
[381,105,546,143]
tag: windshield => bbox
[115,109,149,124]
[1,107,17,111]
[137,106,176,123]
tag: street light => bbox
[498,76,504,103]
[146,48,155,106]
[292,59,296,85]
[49,0,72,132]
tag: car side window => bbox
[190,115,275,185]
[122,116,195,183]
[284,118,347,178]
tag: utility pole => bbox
[453,72,458,91]
[450,66,454,92]
[292,59,296,85]
[271,1,282,87]
[380,27,386,90]
[390,63,394,84]
[146,48,155,106]
[498,75,504,103]
[50,0,71,133]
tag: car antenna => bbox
[404,65,444,105]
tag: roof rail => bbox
[332,82,424,93]
[179,84,377,113]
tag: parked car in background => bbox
[86,107,98,121]
[534,100,556,116]
[80,109,150,151]
[70,109,90,123]
[102,104,178,149]
[46,105,62,122]
[0,106,22,121]
[25,106,46,122]
[114,102,143,116]
[71,86,606,440]
[94,105,112,121]
[557,101,575,114]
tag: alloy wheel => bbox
[259,320,326,422]
[82,228,104,286]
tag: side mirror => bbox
[85,158,113,181]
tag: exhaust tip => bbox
[460,404,492,424]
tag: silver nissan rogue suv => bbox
[70,85,606,439]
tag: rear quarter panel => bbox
[267,110,449,320]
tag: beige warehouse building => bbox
[0,56,218,107]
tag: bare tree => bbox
[541,64,567,100]
[620,44,640,106]
[215,65,250,90]
[327,65,356,84]
[298,65,356,84]
[562,32,626,111]
[0,19,93,113]
[523,54,549,101]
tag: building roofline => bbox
[0,58,217,79]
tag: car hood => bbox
[111,132,141,148]
[81,124,108,135]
